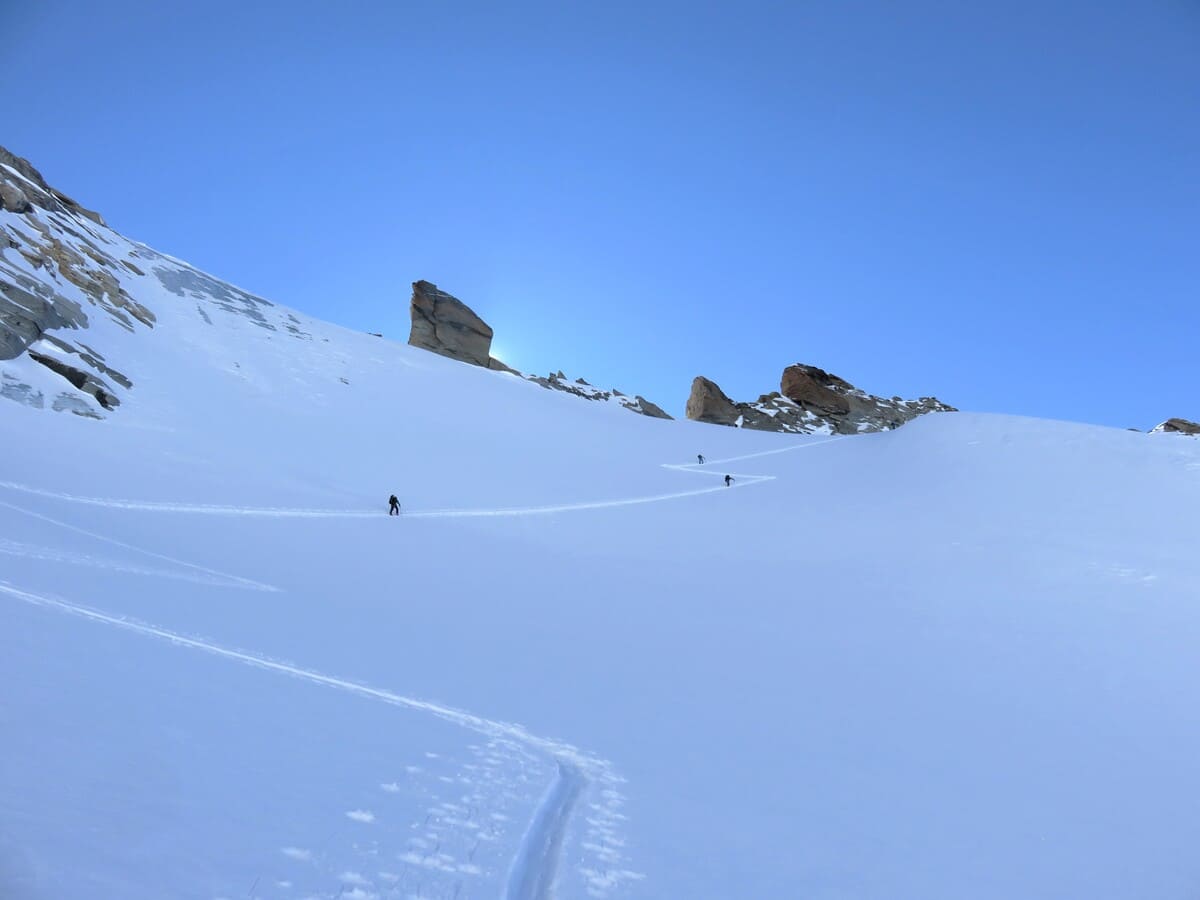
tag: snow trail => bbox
[0,436,842,520]
[0,498,277,592]
[0,439,841,897]
[504,763,586,900]
[0,581,608,775]
[0,580,622,898]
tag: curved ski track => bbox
[0,436,842,899]
[0,437,840,519]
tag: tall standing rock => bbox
[406,280,673,418]
[685,376,742,425]
[408,280,495,367]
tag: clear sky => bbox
[5,0,1197,427]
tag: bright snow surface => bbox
[2,268,1200,899]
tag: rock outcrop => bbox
[687,365,954,434]
[1151,418,1200,435]
[407,281,672,420]
[0,146,105,225]
[1,144,314,418]
[527,371,672,419]
[781,365,853,415]
[26,350,120,410]
[409,280,497,368]
[685,376,741,424]
[1,144,153,416]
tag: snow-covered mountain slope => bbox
[1,149,669,426]
[3,157,1200,900]
[1,147,336,420]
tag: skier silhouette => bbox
[388,494,400,516]
[724,475,733,487]
[697,454,706,464]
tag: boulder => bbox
[685,376,741,426]
[780,364,852,415]
[406,280,670,417]
[0,180,30,213]
[408,280,494,367]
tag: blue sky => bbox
[5,0,1197,426]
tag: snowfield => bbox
[3,254,1200,899]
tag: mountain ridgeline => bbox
[2,143,1191,436]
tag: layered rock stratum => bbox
[0,144,324,418]
[687,364,954,434]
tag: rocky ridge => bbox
[2,146,150,414]
[1,144,315,417]
[1151,418,1200,436]
[0,146,665,424]
[1,143,942,432]
[687,364,954,434]
[406,280,672,419]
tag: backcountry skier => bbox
[724,475,733,487]
[697,454,706,464]
[388,494,401,516]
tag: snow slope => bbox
[3,241,1200,898]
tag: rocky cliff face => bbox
[687,364,953,434]
[1,145,324,418]
[1,146,151,415]
[1151,418,1200,435]
[0,147,107,226]
[405,281,672,420]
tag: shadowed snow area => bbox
[3,260,1200,899]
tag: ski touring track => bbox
[0,436,841,519]
[0,436,842,898]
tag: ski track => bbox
[504,763,586,900]
[0,498,277,592]
[0,437,842,897]
[0,436,842,520]
[0,579,624,898]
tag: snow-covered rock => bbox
[524,370,672,419]
[687,364,954,434]
[1151,417,1200,435]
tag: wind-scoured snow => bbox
[3,224,1200,899]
